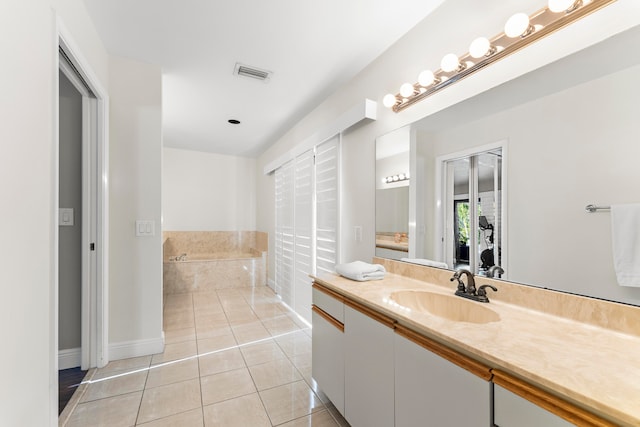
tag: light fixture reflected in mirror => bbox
[382,0,614,113]
[383,173,410,184]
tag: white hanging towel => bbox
[611,203,640,287]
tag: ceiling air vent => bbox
[233,63,272,82]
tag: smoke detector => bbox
[233,62,272,82]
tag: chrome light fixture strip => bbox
[391,0,616,113]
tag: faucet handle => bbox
[477,284,498,299]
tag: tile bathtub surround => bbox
[163,231,268,294]
[61,285,348,427]
[163,231,268,258]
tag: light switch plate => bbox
[354,226,362,242]
[59,208,74,226]
[135,220,155,236]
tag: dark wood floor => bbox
[59,367,87,415]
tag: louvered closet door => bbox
[275,160,295,307]
[315,135,340,275]
[294,150,314,322]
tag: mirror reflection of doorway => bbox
[442,146,504,277]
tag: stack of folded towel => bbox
[335,261,386,282]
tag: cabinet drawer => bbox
[312,284,344,323]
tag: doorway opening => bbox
[438,143,506,277]
[54,26,109,421]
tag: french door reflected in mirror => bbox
[442,147,503,277]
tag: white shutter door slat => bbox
[294,150,314,322]
[275,160,295,307]
[315,136,340,276]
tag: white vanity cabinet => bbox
[493,384,572,427]
[311,285,345,415]
[344,303,395,427]
[394,326,492,427]
[490,370,610,427]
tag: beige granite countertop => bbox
[312,266,640,426]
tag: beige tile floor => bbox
[61,286,350,427]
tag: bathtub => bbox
[163,231,267,294]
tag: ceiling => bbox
[83,0,446,157]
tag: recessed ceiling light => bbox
[228,119,241,124]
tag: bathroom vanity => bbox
[311,259,640,427]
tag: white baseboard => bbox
[109,336,165,361]
[58,347,81,370]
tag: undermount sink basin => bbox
[389,290,500,324]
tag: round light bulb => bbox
[548,0,576,13]
[504,13,531,38]
[469,37,491,59]
[441,53,460,73]
[418,69,436,87]
[383,93,397,108]
[400,83,415,98]
[399,173,405,180]
[392,175,399,182]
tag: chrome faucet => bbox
[450,269,497,303]
[487,265,504,278]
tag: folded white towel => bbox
[335,261,386,282]
[401,258,448,269]
[611,203,640,287]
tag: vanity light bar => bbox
[383,173,410,184]
[383,0,616,113]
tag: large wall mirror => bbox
[375,24,640,306]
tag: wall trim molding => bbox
[263,98,376,175]
[108,337,165,361]
[58,347,82,370]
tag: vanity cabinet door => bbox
[493,384,573,427]
[344,304,395,427]
[311,307,344,415]
[394,330,491,427]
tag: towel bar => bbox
[585,204,610,213]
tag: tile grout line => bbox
[191,292,208,426]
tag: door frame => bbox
[52,17,110,415]
[435,140,508,275]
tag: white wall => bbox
[256,0,640,285]
[108,55,163,351]
[0,1,165,423]
[163,148,256,231]
[0,0,109,424]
